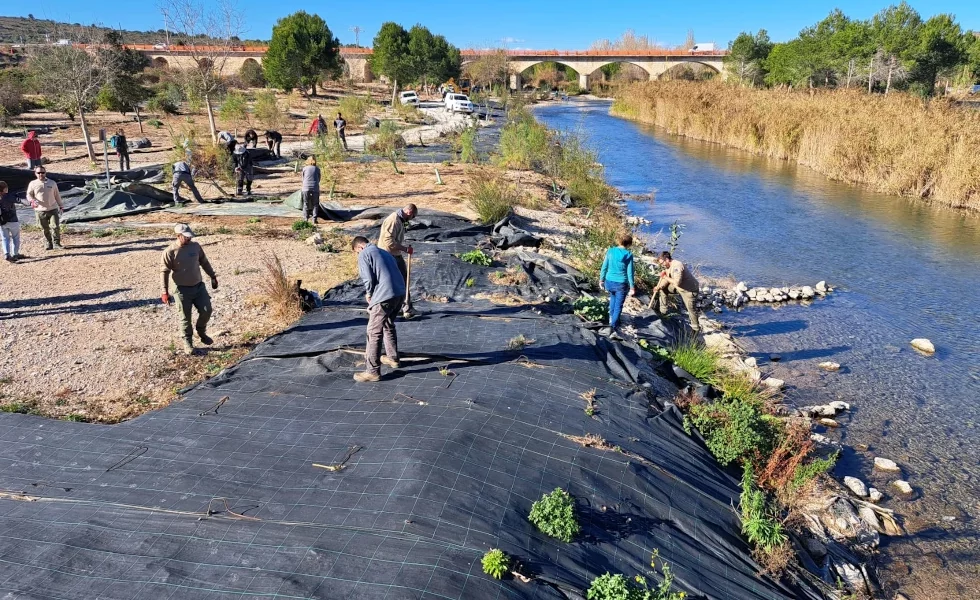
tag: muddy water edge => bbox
[532,98,980,599]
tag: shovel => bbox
[405,251,413,313]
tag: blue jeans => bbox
[606,280,629,329]
[1,220,21,257]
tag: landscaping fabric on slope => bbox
[0,217,824,600]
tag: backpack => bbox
[109,135,118,149]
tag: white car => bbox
[398,90,419,106]
[444,93,474,114]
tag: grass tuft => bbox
[258,254,303,325]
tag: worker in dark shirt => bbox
[265,130,282,158]
[244,129,258,148]
[232,145,254,197]
[334,113,348,151]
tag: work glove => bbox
[211,277,219,290]
[406,246,414,255]
[161,292,171,305]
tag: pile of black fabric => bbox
[61,182,175,223]
[0,215,827,599]
[490,215,542,250]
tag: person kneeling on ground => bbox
[244,129,258,148]
[599,232,635,336]
[161,224,218,355]
[301,156,320,224]
[377,203,418,319]
[233,145,254,197]
[352,236,405,382]
[172,159,205,204]
[651,250,700,332]
[265,130,282,158]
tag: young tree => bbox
[465,50,511,91]
[263,11,341,96]
[161,0,245,142]
[29,27,121,162]
[908,14,967,95]
[871,1,922,93]
[725,30,773,86]
[370,22,412,105]
[96,31,153,133]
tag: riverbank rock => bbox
[873,457,901,472]
[802,404,838,417]
[818,418,840,428]
[892,480,914,496]
[819,361,841,371]
[869,488,884,503]
[829,400,850,412]
[816,280,828,293]
[844,476,869,497]
[910,338,935,354]
[762,377,784,389]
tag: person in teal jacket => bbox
[599,232,636,332]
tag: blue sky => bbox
[8,0,980,48]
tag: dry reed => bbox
[613,81,980,211]
[258,254,303,324]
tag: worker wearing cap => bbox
[161,224,218,355]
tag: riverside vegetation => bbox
[612,80,980,211]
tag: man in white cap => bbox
[161,224,218,354]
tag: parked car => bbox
[444,93,474,114]
[399,90,419,106]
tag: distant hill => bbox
[0,16,267,45]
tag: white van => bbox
[398,91,419,106]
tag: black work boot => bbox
[198,330,213,345]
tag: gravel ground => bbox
[0,227,355,422]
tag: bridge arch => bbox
[151,56,169,69]
[657,61,720,80]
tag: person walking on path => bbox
[351,235,405,382]
[161,224,218,355]
[111,129,130,171]
[301,156,321,224]
[171,159,205,204]
[26,166,64,251]
[599,232,635,335]
[1,181,30,262]
[244,129,258,148]
[377,204,418,319]
[308,114,327,137]
[265,130,282,158]
[232,145,254,197]
[334,112,348,151]
[651,251,701,332]
[21,131,42,170]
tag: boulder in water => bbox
[874,457,901,472]
[892,480,914,496]
[844,476,869,497]
[910,338,935,354]
[819,361,841,371]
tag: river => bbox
[534,99,980,598]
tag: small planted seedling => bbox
[528,488,579,542]
[481,548,509,579]
[458,249,492,266]
[581,388,598,417]
[465,277,476,288]
[507,334,533,351]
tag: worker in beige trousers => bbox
[651,250,701,332]
[26,166,64,250]
[161,224,218,355]
[377,203,418,319]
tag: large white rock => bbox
[762,377,784,389]
[735,281,748,293]
[892,480,913,495]
[816,280,827,292]
[801,286,815,299]
[819,361,841,371]
[844,476,869,497]
[910,338,935,354]
[869,487,884,503]
[874,457,901,472]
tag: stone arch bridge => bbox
[130,46,727,86]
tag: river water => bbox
[534,99,980,598]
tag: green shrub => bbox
[557,133,614,208]
[147,119,163,128]
[314,132,346,163]
[573,295,609,323]
[218,91,250,129]
[339,95,374,126]
[586,554,686,600]
[292,219,314,232]
[528,488,579,542]
[367,121,406,174]
[498,105,551,170]
[688,399,779,466]
[565,81,583,95]
[568,208,628,284]
[254,90,288,131]
[146,92,179,115]
[481,549,509,579]
[468,171,519,224]
[239,60,266,87]
[460,125,479,163]
[458,249,491,266]
[740,466,787,552]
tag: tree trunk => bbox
[885,61,893,95]
[78,107,97,163]
[205,94,218,143]
[846,59,853,88]
[311,79,318,97]
[391,78,398,107]
[868,56,874,93]
[135,106,144,134]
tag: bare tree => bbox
[464,50,511,91]
[29,27,121,162]
[869,48,907,94]
[160,0,245,142]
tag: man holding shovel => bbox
[377,203,418,319]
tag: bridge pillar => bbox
[578,72,589,91]
[510,73,521,91]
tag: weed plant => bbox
[481,549,509,579]
[258,254,303,324]
[573,295,609,323]
[253,91,288,131]
[338,95,374,126]
[367,121,405,174]
[498,105,550,170]
[528,488,580,542]
[458,249,491,266]
[669,339,720,382]
[468,171,520,224]
[740,466,787,553]
[459,126,479,163]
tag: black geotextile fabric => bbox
[0,216,825,600]
[0,166,164,196]
[61,183,176,223]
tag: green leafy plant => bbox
[687,399,779,466]
[586,551,686,600]
[292,219,315,232]
[481,548,509,579]
[507,334,532,351]
[573,295,609,323]
[791,452,839,489]
[468,170,519,225]
[458,249,491,266]
[667,220,685,254]
[367,120,406,174]
[528,488,579,542]
[465,278,476,287]
[740,466,787,552]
